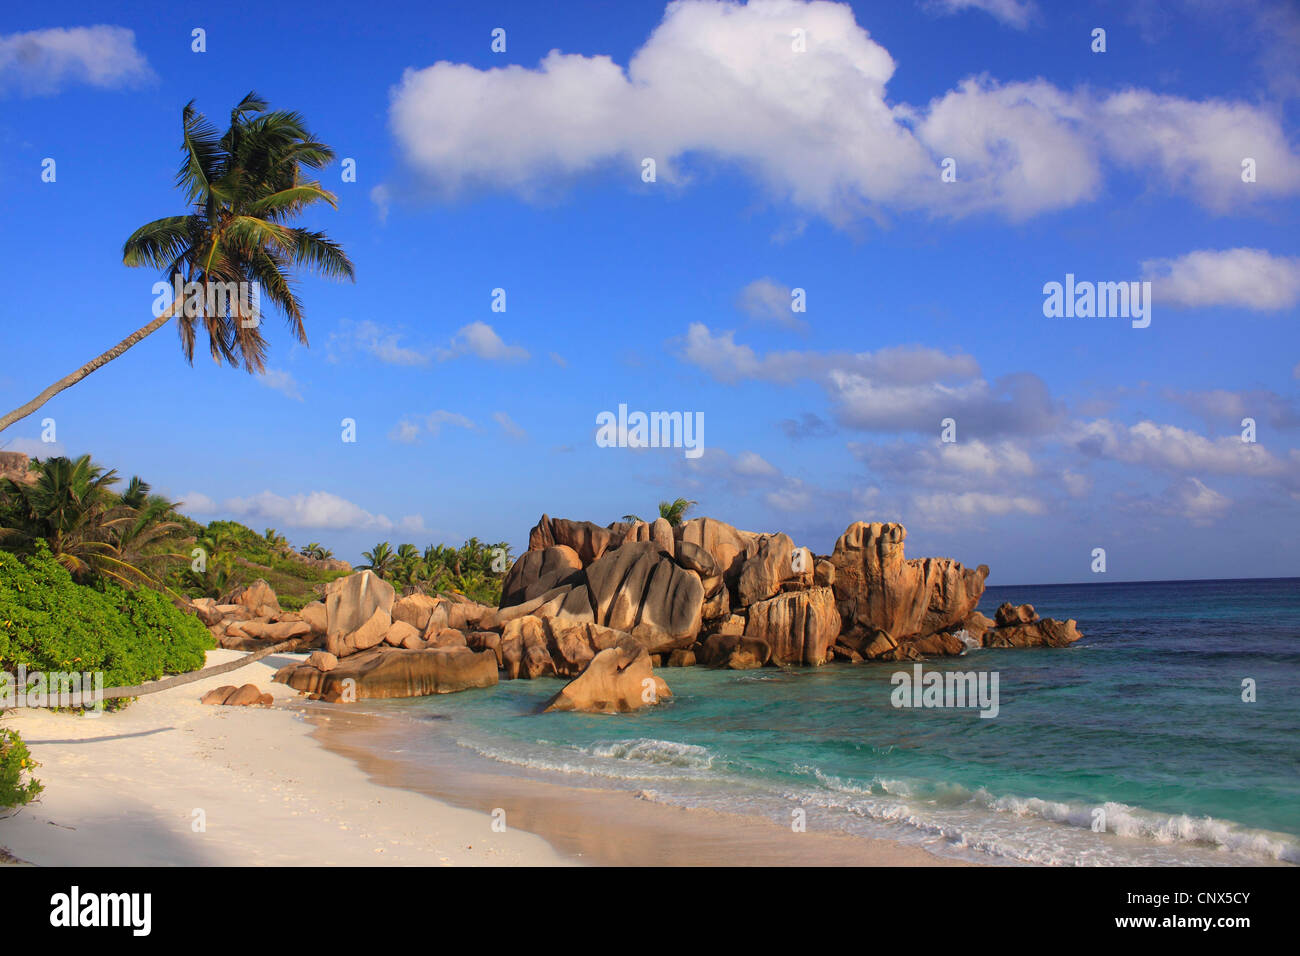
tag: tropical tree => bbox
[300,542,331,560]
[263,528,288,553]
[0,92,354,434]
[0,455,182,587]
[393,543,421,588]
[113,477,186,577]
[358,541,397,578]
[621,499,697,527]
[180,542,235,599]
[658,498,697,526]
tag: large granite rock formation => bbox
[526,514,626,565]
[744,587,841,666]
[500,544,583,608]
[583,541,704,653]
[324,570,395,641]
[829,522,988,641]
[199,512,1082,709]
[676,516,760,593]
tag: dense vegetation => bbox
[0,453,511,608]
[0,543,213,699]
[176,519,353,610]
[356,538,511,606]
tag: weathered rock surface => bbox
[674,540,721,594]
[300,601,328,636]
[200,685,238,705]
[697,632,772,669]
[325,570,395,641]
[306,650,339,672]
[326,607,390,658]
[542,639,671,714]
[383,620,421,648]
[744,587,840,666]
[275,646,499,700]
[500,615,555,679]
[650,517,676,555]
[392,593,442,631]
[676,517,759,593]
[428,627,468,648]
[986,618,1083,648]
[830,522,988,641]
[202,683,271,706]
[189,598,223,626]
[527,514,625,565]
[234,620,310,642]
[907,631,969,657]
[995,602,1037,627]
[0,451,37,485]
[501,545,583,608]
[737,533,796,607]
[583,541,704,653]
[958,611,995,644]
[222,579,282,620]
[446,600,495,632]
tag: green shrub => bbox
[0,542,213,695]
[0,727,41,812]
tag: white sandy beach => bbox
[0,650,572,866]
[2,649,964,867]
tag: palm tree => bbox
[179,527,238,598]
[119,475,152,510]
[0,455,156,586]
[0,92,354,434]
[620,499,697,527]
[658,498,697,526]
[263,528,288,553]
[300,542,331,560]
[393,543,421,588]
[114,477,186,577]
[358,541,397,578]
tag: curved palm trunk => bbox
[98,636,305,701]
[0,302,178,434]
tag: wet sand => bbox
[309,706,970,867]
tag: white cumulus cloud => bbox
[384,0,1300,222]
[1142,248,1300,311]
[0,25,154,96]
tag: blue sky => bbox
[1,0,1297,584]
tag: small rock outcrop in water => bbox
[543,638,671,714]
[186,513,1081,711]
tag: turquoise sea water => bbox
[365,578,1300,865]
